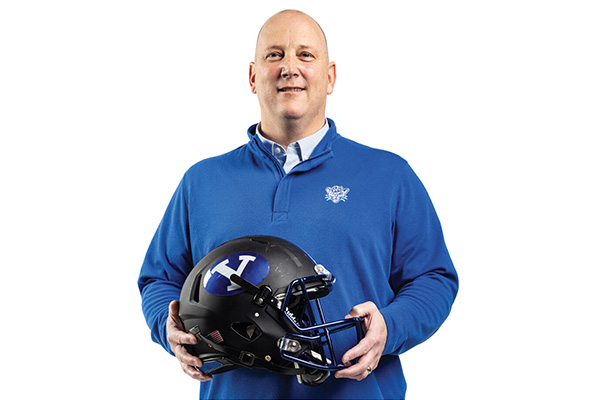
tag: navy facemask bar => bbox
[279,271,366,371]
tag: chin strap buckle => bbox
[253,284,272,306]
[230,274,273,306]
[239,351,256,367]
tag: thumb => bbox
[169,300,180,316]
[168,300,186,331]
[345,301,375,319]
[167,300,197,345]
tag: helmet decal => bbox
[203,252,270,296]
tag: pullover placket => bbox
[248,128,334,223]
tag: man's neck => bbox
[258,117,326,148]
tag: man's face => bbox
[250,12,336,126]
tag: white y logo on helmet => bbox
[203,255,256,292]
[203,252,270,296]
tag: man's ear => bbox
[249,62,257,94]
[327,61,337,95]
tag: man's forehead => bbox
[263,43,317,50]
[259,41,321,52]
[255,11,328,56]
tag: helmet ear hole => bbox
[190,272,202,303]
[231,321,262,341]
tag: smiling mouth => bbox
[278,88,304,92]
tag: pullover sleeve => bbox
[138,176,194,355]
[379,161,458,356]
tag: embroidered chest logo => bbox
[325,185,350,204]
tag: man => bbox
[139,9,458,399]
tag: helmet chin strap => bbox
[229,273,260,294]
[230,274,276,307]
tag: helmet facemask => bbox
[274,265,365,385]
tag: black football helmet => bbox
[178,235,365,386]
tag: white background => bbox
[1,1,598,399]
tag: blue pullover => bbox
[138,119,458,399]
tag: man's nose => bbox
[281,55,299,78]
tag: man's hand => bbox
[334,301,387,381]
[166,300,212,381]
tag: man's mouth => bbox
[278,87,304,92]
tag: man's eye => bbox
[266,52,282,59]
[300,52,314,59]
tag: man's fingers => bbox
[166,300,211,381]
[167,322,197,346]
[174,343,202,366]
[341,335,374,365]
[181,362,213,382]
[169,328,197,345]
[335,301,387,381]
[167,300,197,346]
[335,353,376,380]
[335,334,380,380]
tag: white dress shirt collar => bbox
[255,121,329,173]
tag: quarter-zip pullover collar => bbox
[254,121,329,174]
[247,118,339,175]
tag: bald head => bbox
[255,10,329,61]
[249,9,336,143]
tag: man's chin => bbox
[278,109,305,121]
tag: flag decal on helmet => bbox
[203,252,270,296]
[207,330,224,344]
